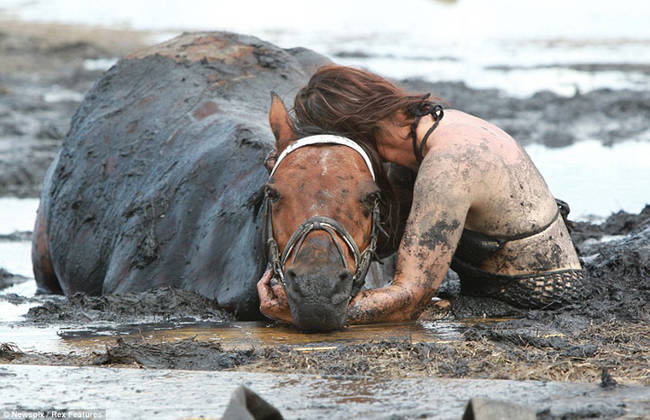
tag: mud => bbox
[0,268,27,290]
[93,337,256,370]
[0,342,22,361]
[22,287,233,323]
[0,20,151,197]
[6,207,647,392]
[570,204,650,246]
[0,231,32,241]
[2,365,648,420]
[398,79,650,148]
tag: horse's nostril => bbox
[331,269,354,301]
[285,268,303,296]
[338,270,352,283]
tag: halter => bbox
[410,94,444,164]
[264,134,382,298]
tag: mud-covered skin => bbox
[347,109,582,323]
[32,32,333,319]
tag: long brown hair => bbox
[292,65,440,255]
[293,65,440,150]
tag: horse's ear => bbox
[269,92,296,152]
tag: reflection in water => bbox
[1,319,491,355]
[60,320,468,353]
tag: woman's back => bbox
[423,109,581,276]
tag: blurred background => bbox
[1,0,649,279]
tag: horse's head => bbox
[264,93,383,331]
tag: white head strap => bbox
[269,134,375,181]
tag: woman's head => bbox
[293,65,436,154]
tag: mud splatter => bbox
[0,342,23,361]
[418,219,461,250]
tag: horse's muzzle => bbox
[284,263,354,332]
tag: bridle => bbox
[264,135,383,298]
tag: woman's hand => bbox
[257,269,294,323]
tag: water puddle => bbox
[525,140,650,218]
[1,318,479,355]
[0,197,39,234]
[66,320,469,350]
[0,241,33,278]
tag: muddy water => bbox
[63,321,463,352]
[1,319,471,355]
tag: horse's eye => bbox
[265,186,281,203]
[362,191,381,209]
[364,191,380,205]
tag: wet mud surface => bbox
[398,78,650,148]
[2,365,647,420]
[22,287,233,324]
[1,206,646,420]
[0,20,150,197]
[3,208,648,390]
[0,268,27,290]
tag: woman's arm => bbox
[259,144,475,325]
[347,150,472,323]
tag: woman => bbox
[258,65,584,324]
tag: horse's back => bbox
[35,32,331,318]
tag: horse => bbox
[263,93,397,330]
[31,32,404,330]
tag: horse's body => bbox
[32,32,333,319]
[33,32,401,326]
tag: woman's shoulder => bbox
[436,109,509,138]
[430,109,522,163]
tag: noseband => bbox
[264,135,382,298]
